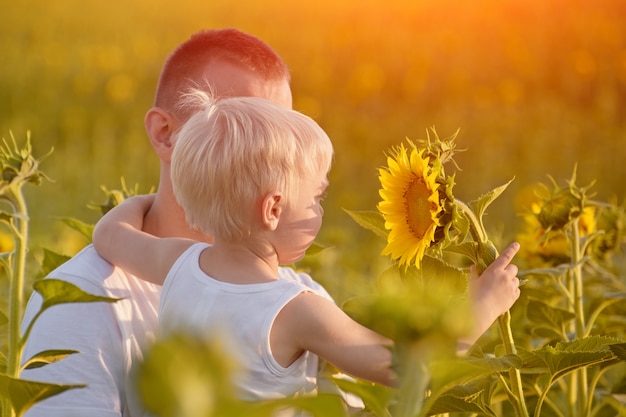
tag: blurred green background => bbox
[2,0,625,299]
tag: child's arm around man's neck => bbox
[92,194,196,285]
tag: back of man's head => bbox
[154,28,291,118]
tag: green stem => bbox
[570,221,586,338]
[569,221,588,416]
[394,342,430,417]
[2,189,28,417]
[534,376,557,417]
[536,386,567,417]
[455,200,488,244]
[498,312,529,417]
[584,364,608,417]
[457,200,528,417]
[584,299,620,338]
[7,187,29,378]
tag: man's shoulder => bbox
[47,244,130,295]
[50,244,113,277]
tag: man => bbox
[20,28,292,417]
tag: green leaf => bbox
[33,279,121,311]
[138,331,240,417]
[608,343,626,361]
[406,255,468,294]
[525,299,575,340]
[0,210,14,224]
[426,383,497,417]
[247,394,347,417]
[429,354,522,395]
[0,351,6,373]
[517,264,570,279]
[468,178,514,221]
[304,241,330,256]
[0,309,8,326]
[329,375,393,417]
[21,349,80,370]
[529,336,621,380]
[423,356,520,417]
[57,217,94,242]
[343,287,472,345]
[38,248,71,278]
[515,348,551,373]
[343,209,388,239]
[0,373,84,417]
[443,241,479,265]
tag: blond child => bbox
[93,91,521,400]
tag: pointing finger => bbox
[489,242,520,270]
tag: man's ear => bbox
[145,107,177,162]
[261,192,283,231]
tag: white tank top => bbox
[159,242,323,401]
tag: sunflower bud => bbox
[96,189,127,216]
[536,177,585,230]
[415,127,465,170]
[88,179,150,217]
[0,133,51,203]
[536,188,583,231]
[591,202,626,260]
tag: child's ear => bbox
[261,192,283,231]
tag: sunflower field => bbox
[1,0,626,415]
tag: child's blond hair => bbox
[171,90,334,241]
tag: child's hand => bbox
[461,242,521,349]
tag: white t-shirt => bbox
[160,242,332,401]
[20,244,161,417]
[19,243,349,416]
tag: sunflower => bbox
[377,143,443,269]
[516,185,597,266]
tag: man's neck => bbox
[142,191,212,243]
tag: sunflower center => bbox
[404,176,434,239]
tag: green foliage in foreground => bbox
[0,133,625,416]
[0,134,122,416]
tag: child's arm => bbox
[274,293,396,387]
[92,195,196,285]
[458,242,522,352]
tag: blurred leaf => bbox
[0,309,7,326]
[343,209,387,239]
[33,279,120,311]
[247,394,347,417]
[87,180,154,216]
[343,289,471,345]
[0,373,84,417]
[393,255,467,294]
[329,374,393,417]
[0,210,13,223]
[305,241,330,256]
[21,349,80,371]
[38,248,71,278]
[58,217,94,242]
[138,332,239,417]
